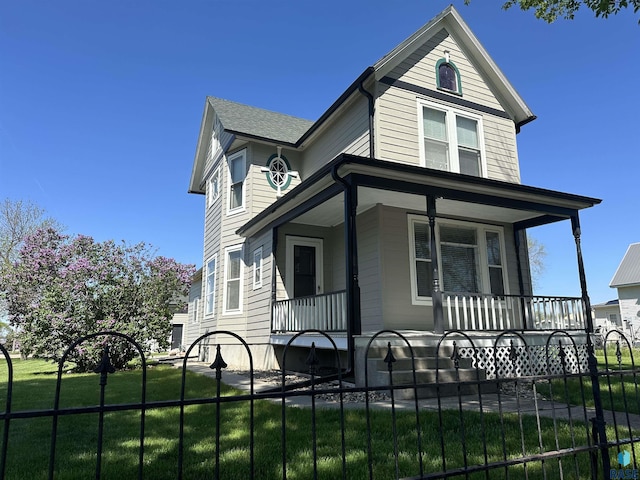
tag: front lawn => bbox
[0,359,632,479]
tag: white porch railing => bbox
[443,293,587,331]
[272,290,347,333]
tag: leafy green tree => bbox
[1,227,194,370]
[465,0,639,22]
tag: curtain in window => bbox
[440,226,479,293]
[423,107,449,171]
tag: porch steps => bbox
[364,344,494,399]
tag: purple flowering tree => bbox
[1,227,194,370]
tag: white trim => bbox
[407,215,433,306]
[285,236,324,299]
[417,99,487,177]
[222,244,244,315]
[407,215,508,306]
[204,254,217,317]
[226,149,247,215]
[253,247,263,290]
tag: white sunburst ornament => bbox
[261,146,298,197]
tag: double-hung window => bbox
[408,216,507,305]
[227,150,246,214]
[253,247,263,290]
[419,102,484,177]
[223,245,243,314]
[208,167,220,207]
[204,255,217,316]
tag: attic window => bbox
[436,57,462,95]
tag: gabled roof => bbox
[592,299,619,308]
[190,5,536,193]
[610,243,640,288]
[373,5,534,129]
[207,97,314,145]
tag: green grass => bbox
[0,359,635,479]
[547,348,640,415]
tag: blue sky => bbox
[0,0,638,304]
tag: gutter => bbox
[295,67,375,147]
[357,81,375,158]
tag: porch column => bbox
[571,213,594,333]
[513,228,529,329]
[344,182,361,338]
[428,196,444,334]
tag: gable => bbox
[384,27,503,113]
[374,5,533,129]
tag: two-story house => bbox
[187,6,600,376]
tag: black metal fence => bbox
[0,329,638,479]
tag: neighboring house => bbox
[184,267,203,348]
[591,299,622,335]
[610,243,640,343]
[188,6,600,374]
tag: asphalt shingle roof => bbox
[610,243,640,287]
[207,97,314,145]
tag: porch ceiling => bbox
[290,188,541,227]
[238,154,601,238]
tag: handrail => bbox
[443,292,586,331]
[272,290,347,333]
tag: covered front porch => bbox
[238,153,600,368]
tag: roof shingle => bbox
[207,97,314,145]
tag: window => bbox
[419,102,484,177]
[191,297,199,324]
[408,216,507,304]
[408,219,433,298]
[227,150,246,213]
[208,167,220,207]
[223,245,243,314]
[436,58,462,95]
[253,247,263,290]
[204,255,217,316]
[440,225,479,294]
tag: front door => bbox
[285,236,324,299]
[171,324,183,350]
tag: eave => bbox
[237,153,601,238]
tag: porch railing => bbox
[272,290,347,333]
[443,292,587,331]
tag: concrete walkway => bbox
[182,362,640,430]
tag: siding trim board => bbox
[381,76,511,121]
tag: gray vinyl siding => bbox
[380,206,433,330]
[374,28,521,183]
[274,224,336,301]
[185,278,202,348]
[300,95,370,179]
[378,206,526,331]
[245,230,273,343]
[388,28,503,111]
[249,143,303,217]
[355,205,383,332]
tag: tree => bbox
[0,198,60,275]
[1,227,194,370]
[527,235,547,289]
[464,0,639,22]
